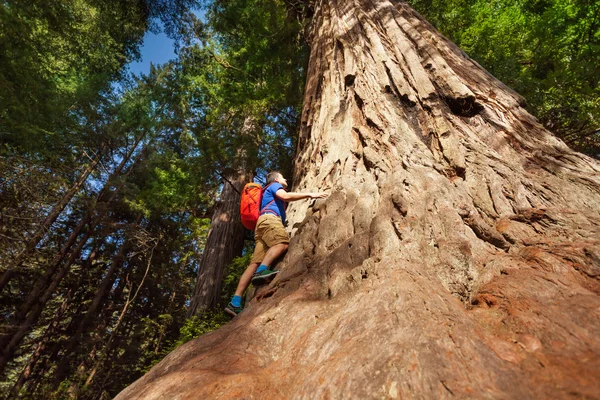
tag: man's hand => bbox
[309,193,329,199]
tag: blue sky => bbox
[128,31,176,75]
[128,10,205,76]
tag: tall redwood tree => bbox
[187,115,258,316]
[116,1,600,398]
[187,170,250,316]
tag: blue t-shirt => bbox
[261,183,287,223]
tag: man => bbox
[225,171,328,316]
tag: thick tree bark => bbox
[187,170,250,316]
[116,1,600,399]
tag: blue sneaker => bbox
[224,302,242,317]
[251,269,279,286]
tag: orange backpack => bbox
[240,183,263,230]
[240,182,278,230]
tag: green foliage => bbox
[0,3,204,399]
[125,151,215,217]
[408,0,600,157]
[173,313,230,347]
[173,0,307,179]
[138,250,251,376]
[140,311,229,374]
[3,1,599,399]
[0,0,145,154]
[207,0,306,110]
[0,0,200,160]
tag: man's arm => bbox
[275,189,328,202]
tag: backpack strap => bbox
[260,200,277,216]
[259,183,279,216]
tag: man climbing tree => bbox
[225,171,328,316]
[116,1,600,399]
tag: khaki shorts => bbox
[250,214,289,264]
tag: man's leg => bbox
[250,216,290,286]
[229,244,286,306]
[225,238,267,317]
[260,243,288,268]
[233,262,260,298]
[250,243,289,286]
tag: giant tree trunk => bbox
[187,170,250,316]
[116,1,600,399]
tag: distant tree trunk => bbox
[187,170,250,316]
[0,238,105,376]
[116,2,600,399]
[84,240,157,390]
[11,214,97,330]
[5,136,142,328]
[8,284,75,398]
[0,142,147,375]
[53,218,140,384]
[187,115,257,316]
[19,248,98,397]
[0,147,104,293]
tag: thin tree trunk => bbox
[0,142,148,374]
[0,146,105,293]
[53,218,141,383]
[117,1,600,399]
[6,135,143,327]
[105,263,130,316]
[8,284,75,398]
[154,290,177,355]
[93,318,138,400]
[84,241,157,389]
[0,237,105,377]
[21,249,98,398]
[10,211,94,327]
